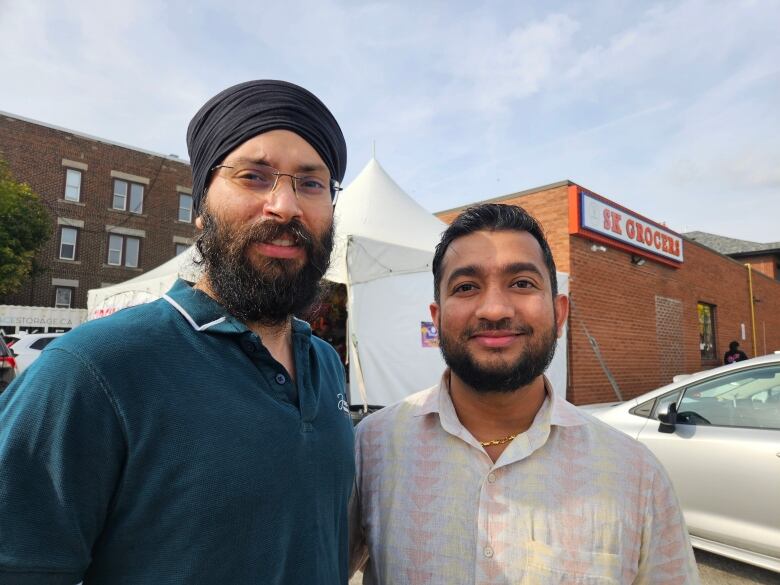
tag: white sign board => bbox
[580,191,683,263]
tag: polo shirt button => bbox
[487,472,497,484]
[275,373,286,384]
[483,546,494,558]
[243,341,257,353]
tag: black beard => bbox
[196,210,334,325]
[439,317,558,393]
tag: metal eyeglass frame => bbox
[211,163,342,205]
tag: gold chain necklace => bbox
[480,433,518,447]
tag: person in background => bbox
[350,203,699,584]
[724,340,749,364]
[0,80,354,585]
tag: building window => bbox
[59,227,78,260]
[178,193,193,223]
[54,287,73,308]
[175,243,189,256]
[64,169,82,202]
[108,234,141,268]
[697,302,717,361]
[113,179,144,213]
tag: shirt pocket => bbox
[525,540,625,584]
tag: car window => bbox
[651,391,681,420]
[630,398,655,418]
[29,337,55,351]
[678,365,780,430]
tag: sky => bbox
[1,0,778,242]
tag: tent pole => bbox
[346,236,370,413]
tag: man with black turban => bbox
[0,81,355,585]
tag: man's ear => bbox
[195,216,204,230]
[429,302,440,328]
[553,294,569,338]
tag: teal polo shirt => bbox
[0,279,355,585]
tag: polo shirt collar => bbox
[162,278,248,335]
[163,279,315,342]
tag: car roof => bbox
[14,332,64,340]
[11,333,65,348]
[633,353,780,403]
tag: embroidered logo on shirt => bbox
[337,393,350,415]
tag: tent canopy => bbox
[87,247,201,319]
[326,158,446,284]
[326,159,449,406]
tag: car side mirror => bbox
[658,402,677,433]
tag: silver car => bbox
[584,353,780,573]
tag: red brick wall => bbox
[568,235,780,404]
[739,254,778,280]
[0,114,194,309]
[436,182,780,405]
[748,265,780,356]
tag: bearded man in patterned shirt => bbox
[349,203,699,584]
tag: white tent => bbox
[87,247,201,320]
[324,158,450,407]
[87,158,568,407]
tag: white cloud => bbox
[1,0,778,240]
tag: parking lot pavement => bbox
[350,552,780,584]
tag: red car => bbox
[0,336,17,392]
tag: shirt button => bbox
[275,373,286,384]
[242,341,257,353]
[487,472,497,484]
[483,546,494,558]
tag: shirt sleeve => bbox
[634,458,701,585]
[0,347,126,584]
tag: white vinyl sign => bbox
[580,192,683,262]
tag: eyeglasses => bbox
[211,161,342,203]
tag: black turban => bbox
[187,80,347,214]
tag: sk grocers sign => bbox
[568,185,684,266]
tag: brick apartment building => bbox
[437,182,780,405]
[0,112,194,334]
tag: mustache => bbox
[465,319,533,336]
[244,218,313,247]
[240,218,333,279]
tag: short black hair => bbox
[432,203,558,303]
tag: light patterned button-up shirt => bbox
[350,374,700,584]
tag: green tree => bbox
[0,160,52,296]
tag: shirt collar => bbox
[414,370,590,467]
[163,278,315,340]
[415,369,589,429]
[162,279,234,333]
